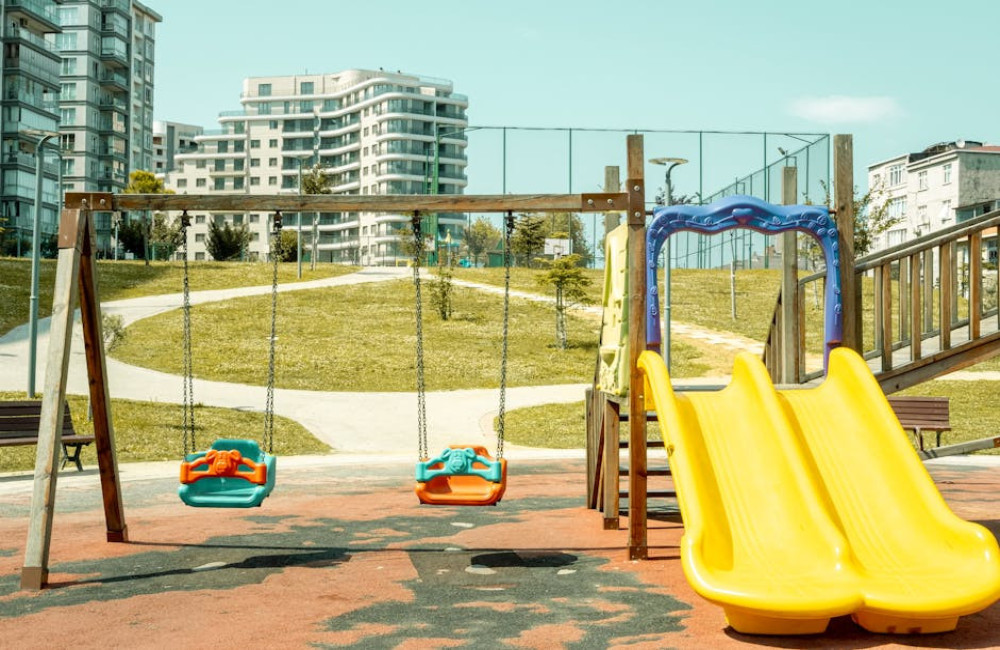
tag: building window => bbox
[214,178,225,190]
[268,177,277,186]
[941,199,952,224]
[250,140,260,149]
[195,215,206,224]
[888,164,904,187]
[195,252,205,261]
[177,179,187,188]
[269,139,278,147]
[196,178,206,188]
[249,214,260,223]
[195,233,205,242]
[300,81,314,95]
[943,163,952,184]
[268,158,277,166]
[918,170,928,191]
[886,228,906,247]
[196,160,206,169]
[887,196,906,221]
[234,177,245,190]
[250,177,260,186]
[258,83,271,97]
[917,205,928,228]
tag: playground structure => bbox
[18,134,1000,637]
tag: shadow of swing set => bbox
[17,135,1000,641]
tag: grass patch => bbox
[505,378,1000,453]
[112,278,709,391]
[453,267,604,305]
[0,391,329,473]
[0,258,357,336]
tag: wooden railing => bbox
[764,208,1000,392]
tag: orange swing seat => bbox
[415,445,507,506]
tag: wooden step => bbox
[619,489,676,499]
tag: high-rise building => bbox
[152,120,201,178]
[56,0,161,254]
[0,0,62,256]
[166,69,469,264]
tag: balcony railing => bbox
[6,0,58,25]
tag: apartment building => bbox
[152,119,201,177]
[868,140,1000,253]
[0,0,62,256]
[165,69,469,264]
[56,0,161,253]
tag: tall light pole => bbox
[288,151,311,278]
[649,157,688,372]
[25,129,60,398]
[426,123,475,264]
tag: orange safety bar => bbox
[180,448,268,485]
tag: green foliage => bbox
[206,220,250,261]
[102,313,127,351]
[536,254,593,349]
[123,170,173,195]
[273,230,299,262]
[301,163,332,195]
[463,217,501,267]
[117,217,148,260]
[801,179,899,266]
[511,215,546,267]
[429,260,454,320]
[150,213,183,260]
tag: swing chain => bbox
[180,211,195,454]
[411,212,428,461]
[263,212,282,454]
[496,211,515,460]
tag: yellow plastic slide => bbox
[638,348,1000,635]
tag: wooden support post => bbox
[603,398,620,529]
[21,207,127,592]
[970,232,982,340]
[910,253,922,361]
[585,388,596,508]
[899,258,910,343]
[833,135,858,352]
[625,135,648,560]
[880,262,893,371]
[940,242,952,351]
[604,166,621,239]
[780,167,799,383]
[923,249,934,333]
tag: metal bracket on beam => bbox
[626,181,644,225]
[65,192,114,211]
[580,193,629,212]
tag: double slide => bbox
[638,347,1000,635]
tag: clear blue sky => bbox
[153,0,999,198]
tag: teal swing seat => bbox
[178,439,276,508]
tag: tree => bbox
[150,213,184,260]
[117,218,147,260]
[536,254,593,349]
[800,178,899,270]
[463,217,501,267]
[301,164,331,269]
[273,230,299,262]
[511,215,546,267]
[206,220,250,261]
[122,170,173,265]
[428,258,455,320]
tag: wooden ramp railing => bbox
[764,208,1000,393]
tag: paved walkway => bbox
[0,268,587,456]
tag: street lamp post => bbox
[288,152,312,278]
[26,129,60,398]
[649,157,688,372]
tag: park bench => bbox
[886,395,951,451]
[0,401,95,471]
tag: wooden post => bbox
[970,232,982,340]
[833,135,858,352]
[604,166,621,239]
[21,207,127,591]
[625,135,648,560]
[910,253,922,361]
[780,167,799,383]
[940,242,952,351]
[899,258,910,343]
[603,398,620,529]
[923,249,934,333]
[880,262,892,371]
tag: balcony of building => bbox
[98,69,129,92]
[99,37,130,69]
[99,0,132,17]
[6,0,61,34]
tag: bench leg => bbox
[61,444,84,472]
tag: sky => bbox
[151,0,1000,199]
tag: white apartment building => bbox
[165,69,469,263]
[152,120,201,177]
[868,140,1000,253]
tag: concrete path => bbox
[0,267,587,456]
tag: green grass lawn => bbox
[504,377,1000,453]
[0,391,330,474]
[0,258,358,336]
[112,278,711,391]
